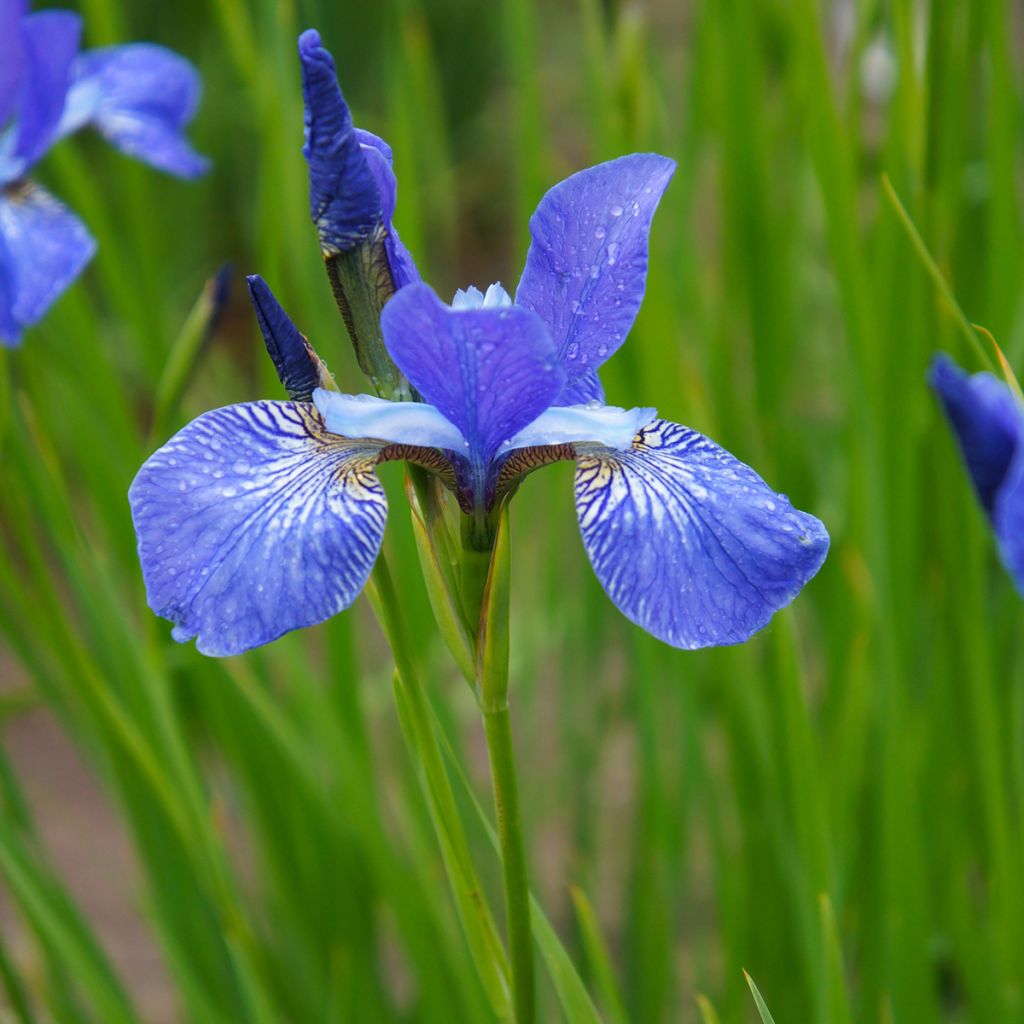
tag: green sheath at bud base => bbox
[324,225,412,402]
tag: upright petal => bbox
[247,274,334,401]
[298,29,380,255]
[516,154,675,403]
[380,281,564,472]
[357,130,420,287]
[559,369,604,405]
[0,181,95,340]
[575,419,829,649]
[929,353,1021,515]
[59,44,207,178]
[0,1,28,131]
[15,11,81,166]
[129,401,388,657]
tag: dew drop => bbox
[594,226,606,240]
[610,204,623,217]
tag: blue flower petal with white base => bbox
[499,402,655,455]
[381,281,564,483]
[129,401,388,657]
[575,419,829,649]
[314,389,466,451]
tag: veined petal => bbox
[59,44,208,178]
[0,181,95,340]
[298,29,380,255]
[313,388,466,451]
[380,281,564,474]
[247,274,334,401]
[15,11,81,166]
[499,402,656,455]
[129,401,388,657]
[929,353,1022,515]
[516,153,675,404]
[575,419,829,649]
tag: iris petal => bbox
[380,281,564,476]
[0,1,28,131]
[500,403,655,455]
[129,401,388,657]
[0,181,95,345]
[559,369,604,405]
[358,132,420,287]
[15,11,81,167]
[575,419,829,649]
[313,389,466,452]
[247,274,331,402]
[298,29,380,255]
[58,43,207,178]
[515,153,675,404]
[929,353,1024,593]
[929,353,1021,515]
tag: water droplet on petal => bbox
[594,226,606,240]
[610,204,623,217]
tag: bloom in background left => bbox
[0,0,207,346]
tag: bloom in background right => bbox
[930,353,1024,591]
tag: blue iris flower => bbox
[0,0,207,346]
[930,353,1024,591]
[129,30,829,658]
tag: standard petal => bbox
[298,29,380,255]
[380,281,564,472]
[0,181,95,332]
[499,402,656,455]
[358,133,420,287]
[15,10,81,166]
[313,389,466,451]
[129,401,388,657]
[515,153,675,403]
[0,1,28,131]
[559,369,604,405]
[575,419,829,649]
[929,353,1022,515]
[59,43,208,178]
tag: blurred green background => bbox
[2,0,1023,1020]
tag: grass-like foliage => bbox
[1,0,1023,1021]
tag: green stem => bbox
[476,507,535,1023]
[481,701,535,1024]
[366,556,513,1020]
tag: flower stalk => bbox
[476,506,535,1024]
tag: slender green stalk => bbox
[366,556,514,1020]
[476,508,535,1024]
[881,173,996,372]
[481,706,534,1024]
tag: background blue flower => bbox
[0,0,207,346]
[930,353,1024,591]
